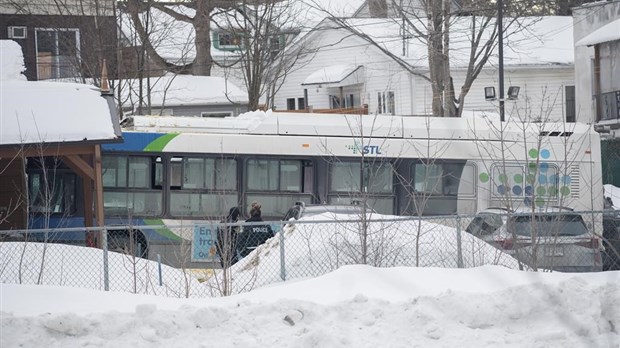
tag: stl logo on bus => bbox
[346,143,382,155]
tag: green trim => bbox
[144,133,179,152]
[143,219,182,241]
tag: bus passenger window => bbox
[170,157,183,189]
[280,161,301,191]
[128,157,150,188]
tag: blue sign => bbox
[192,224,219,262]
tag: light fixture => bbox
[507,86,520,100]
[484,87,496,101]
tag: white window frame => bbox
[8,26,27,39]
[34,27,81,80]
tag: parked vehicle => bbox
[282,201,376,221]
[602,206,620,271]
[465,207,603,272]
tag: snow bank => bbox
[0,40,26,81]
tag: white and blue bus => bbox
[25,111,603,265]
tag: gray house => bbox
[117,73,249,117]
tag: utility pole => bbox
[498,0,505,122]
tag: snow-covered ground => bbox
[2,211,619,347]
[2,265,619,347]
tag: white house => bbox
[573,0,620,137]
[274,16,577,122]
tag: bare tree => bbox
[2,0,118,83]
[306,0,538,117]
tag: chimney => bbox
[100,59,112,96]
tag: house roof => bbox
[302,65,364,86]
[0,40,121,147]
[575,18,620,46]
[116,73,248,108]
[304,16,574,69]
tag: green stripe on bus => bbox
[144,133,179,152]
[143,219,182,241]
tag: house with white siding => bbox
[274,16,577,122]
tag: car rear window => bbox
[509,214,588,237]
[466,214,503,235]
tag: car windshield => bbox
[509,214,588,237]
[466,214,503,235]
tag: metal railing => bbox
[1,210,618,298]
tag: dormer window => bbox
[217,32,242,48]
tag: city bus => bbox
[25,110,603,266]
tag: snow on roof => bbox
[321,16,574,68]
[1,40,119,146]
[575,18,620,46]
[123,110,268,133]
[302,64,363,85]
[0,40,26,81]
[123,109,592,144]
[1,81,120,146]
[117,73,248,108]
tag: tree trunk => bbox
[427,0,445,116]
[193,1,213,76]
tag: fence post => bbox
[456,215,464,269]
[101,227,109,291]
[157,254,163,286]
[279,228,286,281]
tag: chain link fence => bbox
[1,210,619,298]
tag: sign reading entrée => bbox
[192,224,219,262]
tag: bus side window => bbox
[170,157,183,190]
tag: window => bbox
[8,26,27,39]
[377,91,395,114]
[330,162,361,193]
[177,157,236,190]
[412,162,471,196]
[345,94,355,108]
[329,161,393,193]
[245,159,310,217]
[413,163,442,194]
[297,98,305,110]
[329,95,341,109]
[601,91,620,121]
[28,172,76,214]
[269,35,282,51]
[103,156,152,189]
[565,86,576,122]
[170,157,238,217]
[102,155,162,216]
[247,159,301,192]
[35,28,80,80]
[217,32,241,47]
[286,98,295,110]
